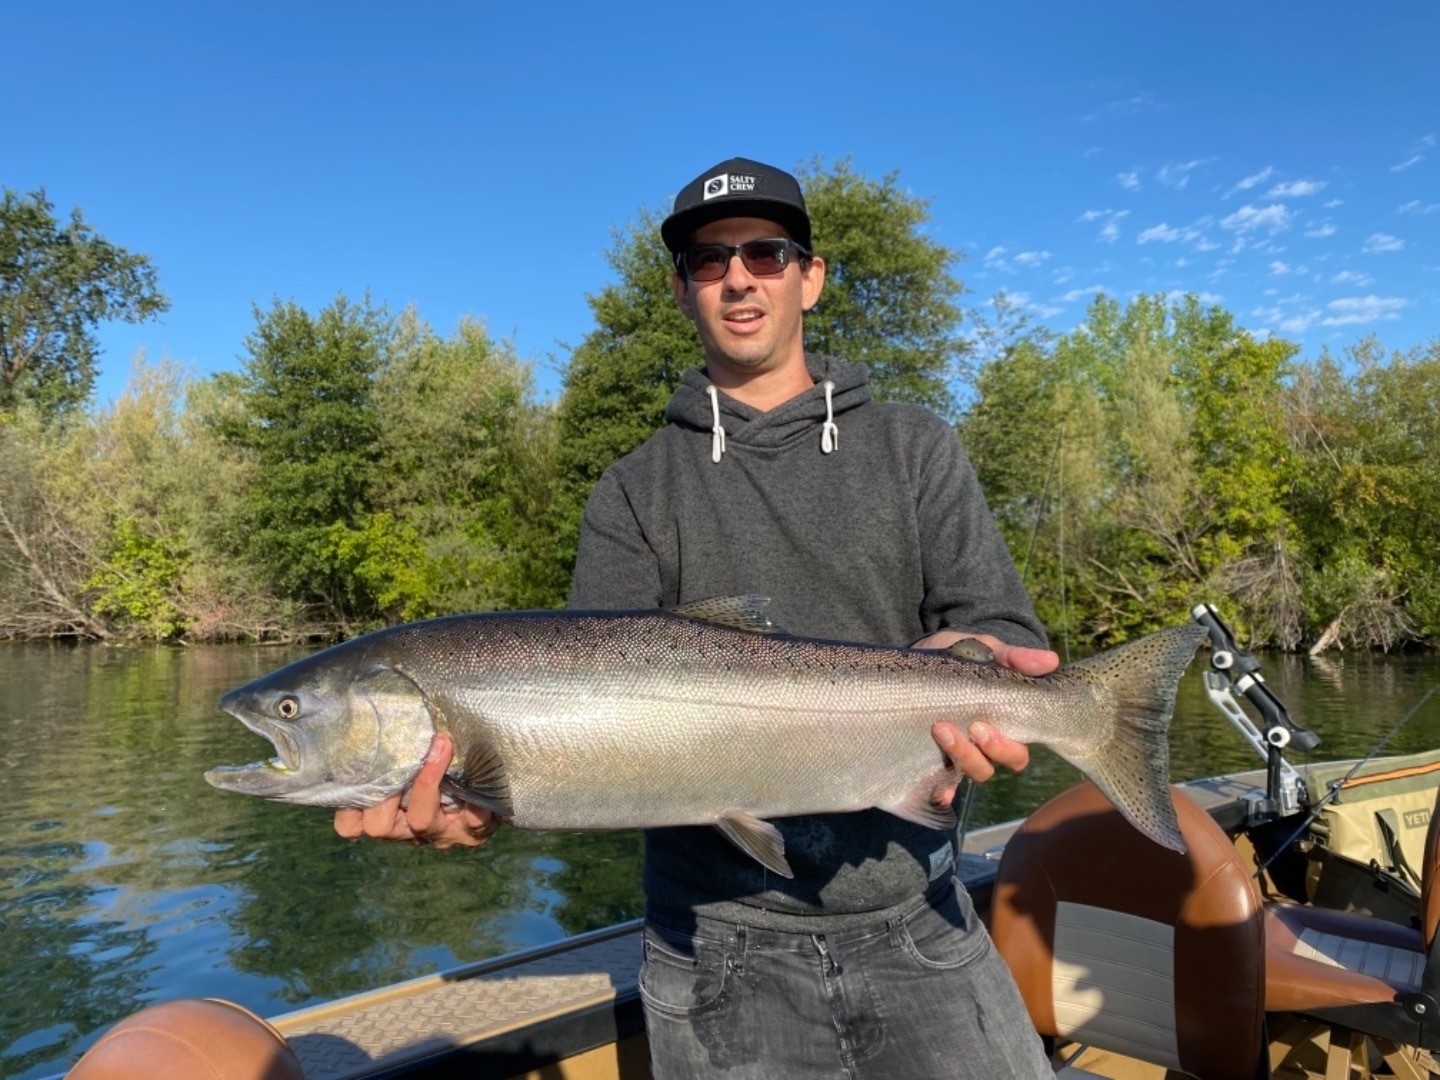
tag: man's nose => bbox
[720,251,758,290]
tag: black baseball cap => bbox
[660,157,812,255]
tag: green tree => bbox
[213,294,390,628]
[370,312,556,614]
[799,158,964,416]
[0,189,169,419]
[962,293,1300,646]
[1286,337,1440,648]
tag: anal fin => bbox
[715,810,794,878]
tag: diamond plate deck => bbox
[271,921,644,1080]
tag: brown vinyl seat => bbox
[1261,782,1440,1073]
[990,781,1268,1080]
[66,998,305,1080]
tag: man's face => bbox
[672,216,826,382]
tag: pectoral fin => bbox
[440,740,514,818]
[715,810,794,878]
[882,769,959,830]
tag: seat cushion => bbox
[1265,903,1425,1011]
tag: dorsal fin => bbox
[669,595,787,635]
[440,739,514,818]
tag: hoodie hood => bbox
[664,354,872,460]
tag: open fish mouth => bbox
[209,712,301,776]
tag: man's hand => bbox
[913,630,1061,802]
[333,732,497,849]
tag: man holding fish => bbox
[334,157,1059,1078]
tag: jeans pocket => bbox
[897,882,989,971]
[639,924,731,1017]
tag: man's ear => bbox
[672,273,695,320]
[801,255,826,313]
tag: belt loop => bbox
[734,924,747,974]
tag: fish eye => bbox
[276,696,300,720]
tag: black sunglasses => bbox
[678,238,811,282]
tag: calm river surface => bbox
[2,640,1438,1077]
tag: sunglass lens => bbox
[739,240,789,275]
[685,245,731,281]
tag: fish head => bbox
[204,650,435,808]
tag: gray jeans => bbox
[639,879,1052,1079]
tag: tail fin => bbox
[1062,623,1209,853]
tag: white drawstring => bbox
[820,380,839,454]
[707,385,727,463]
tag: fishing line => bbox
[1256,681,1440,879]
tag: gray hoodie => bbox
[568,354,1045,931]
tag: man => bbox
[336,157,1057,1078]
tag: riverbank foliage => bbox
[1,176,1436,650]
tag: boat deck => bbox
[262,770,1271,1079]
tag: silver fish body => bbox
[205,599,1208,872]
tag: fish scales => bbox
[205,601,1208,866]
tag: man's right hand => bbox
[333,732,497,849]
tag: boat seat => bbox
[990,780,1268,1080]
[1262,779,1440,1066]
[66,998,304,1080]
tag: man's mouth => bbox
[724,309,764,325]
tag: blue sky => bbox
[5,2,1438,405]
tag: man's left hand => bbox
[911,630,1060,801]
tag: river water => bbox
[2,640,1437,1077]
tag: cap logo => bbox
[702,172,759,200]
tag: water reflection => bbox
[0,642,1436,1077]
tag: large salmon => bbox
[205,598,1207,872]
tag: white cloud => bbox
[1079,209,1129,243]
[1220,204,1292,235]
[983,247,1053,273]
[1169,291,1224,306]
[1057,285,1109,303]
[1280,311,1322,333]
[1052,266,1076,285]
[1252,305,1321,334]
[1320,295,1408,326]
[1269,261,1292,276]
[1391,134,1436,172]
[1083,92,1162,123]
[1305,223,1337,238]
[1117,170,1141,190]
[1225,166,1273,198]
[1083,146,1102,158]
[1399,199,1440,215]
[1324,198,1344,208]
[1362,233,1405,254]
[1136,218,1212,245]
[1036,305,1065,319]
[1332,270,1374,287]
[1266,179,1328,198]
[1157,159,1209,189]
